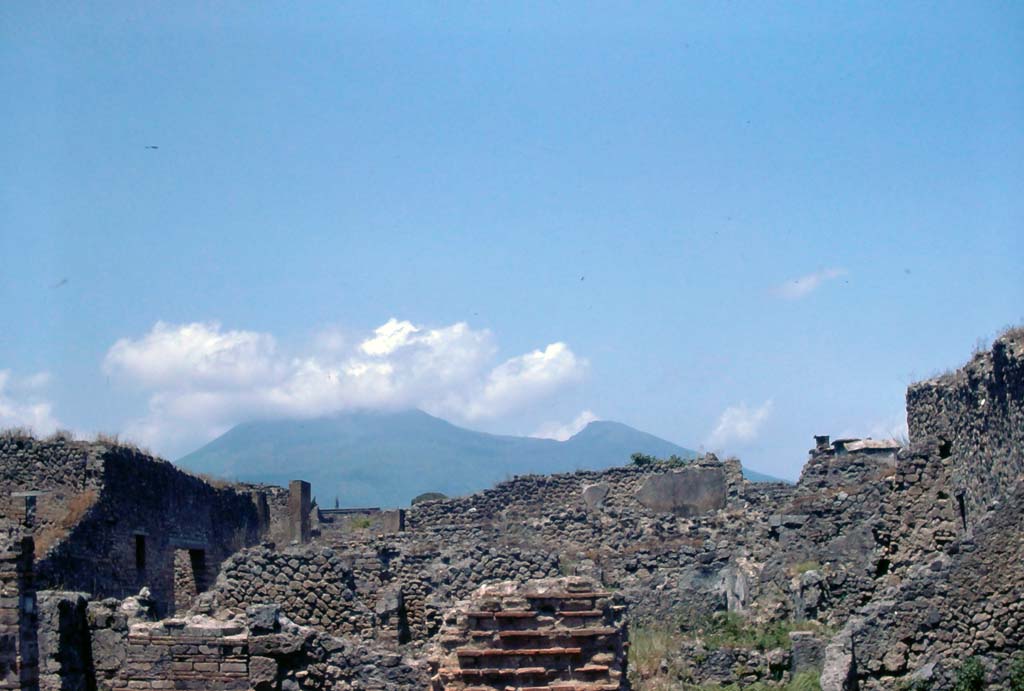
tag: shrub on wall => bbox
[1009,655,1024,691]
[953,657,985,691]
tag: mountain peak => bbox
[177,412,778,507]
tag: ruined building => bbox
[0,328,1022,690]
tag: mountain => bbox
[176,409,781,507]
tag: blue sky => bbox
[1,3,1021,479]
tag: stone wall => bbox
[407,455,747,530]
[1,438,264,617]
[239,483,292,548]
[825,477,1024,690]
[211,534,562,644]
[0,435,103,558]
[906,328,1024,527]
[817,327,1024,690]
[208,451,859,662]
[83,600,428,691]
[34,591,91,691]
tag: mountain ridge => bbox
[177,409,782,507]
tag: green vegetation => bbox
[628,613,830,690]
[631,452,656,467]
[681,671,822,690]
[411,491,447,505]
[693,612,832,652]
[558,554,578,576]
[630,451,689,468]
[1010,655,1024,691]
[953,657,985,691]
[350,516,373,530]
[627,622,686,689]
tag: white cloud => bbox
[775,268,847,300]
[0,370,60,435]
[463,343,586,420]
[104,319,588,456]
[105,321,281,388]
[359,318,421,356]
[706,399,774,449]
[532,410,600,442]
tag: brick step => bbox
[466,627,615,640]
[443,668,540,679]
[453,684,619,691]
[468,610,539,619]
[523,592,603,600]
[439,664,610,680]
[456,647,583,658]
[521,685,621,691]
[496,628,617,639]
[558,610,603,618]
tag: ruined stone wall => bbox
[906,328,1024,527]
[408,456,748,528]
[7,442,266,617]
[34,591,92,691]
[756,448,899,624]
[238,483,292,547]
[83,599,429,691]
[0,436,103,558]
[218,456,805,646]
[829,477,1024,690]
[212,544,373,637]
[880,441,963,571]
[816,329,1024,690]
[211,532,561,644]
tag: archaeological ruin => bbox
[1,328,1022,690]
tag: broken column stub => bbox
[582,482,610,512]
[381,508,406,533]
[635,466,727,516]
[287,480,311,544]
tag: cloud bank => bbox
[0,369,60,435]
[104,319,587,456]
[706,399,774,449]
[532,410,600,442]
[775,268,847,300]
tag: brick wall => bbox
[0,530,36,691]
[115,620,249,691]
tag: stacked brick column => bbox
[0,533,36,691]
[432,577,628,691]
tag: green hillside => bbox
[177,409,780,507]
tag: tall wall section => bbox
[819,327,1024,689]
[906,328,1024,527]
[0,436,264,616]
[0,435,103,558]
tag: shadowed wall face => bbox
[0,440,261,617]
